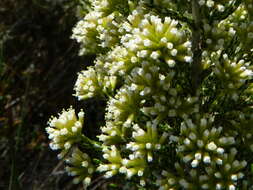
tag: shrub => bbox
[46,0,253,189]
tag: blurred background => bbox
[0,0,105,189]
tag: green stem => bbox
[191,0,203,95]
[80,135,102,152]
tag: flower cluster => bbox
[47,0,253,189]
[127,122,168,162]
[213,52,253,100]
[71,11,102,55]
[74,66,117,100]
[97,144,147,184]
[65,148,95,186]
[178,116,234,166]
[71,0,129,55]
[46,107,84,158]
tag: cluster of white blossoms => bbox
[46,107,84,157]
[71,11,102,55]
[126,122,168,162]
[71,0,129,55]
[97,144,147,184]
[47,0,253,189]
[213,52,253,100]
[74,65,117,100]
[177,116,247,189]
[65,148,94,186]
[46,108,98,186]
[202,3,253,52]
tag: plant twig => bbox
[191,0,203,95]
[80,135,102,153]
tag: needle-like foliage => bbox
[47,0,253,189]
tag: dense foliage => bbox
[46,0,253,189]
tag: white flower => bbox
[47,108,84,151]
[207,142,217,151]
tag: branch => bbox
[191,0,203,95]
[80,135,102,152]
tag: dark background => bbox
[0,0,104,189]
